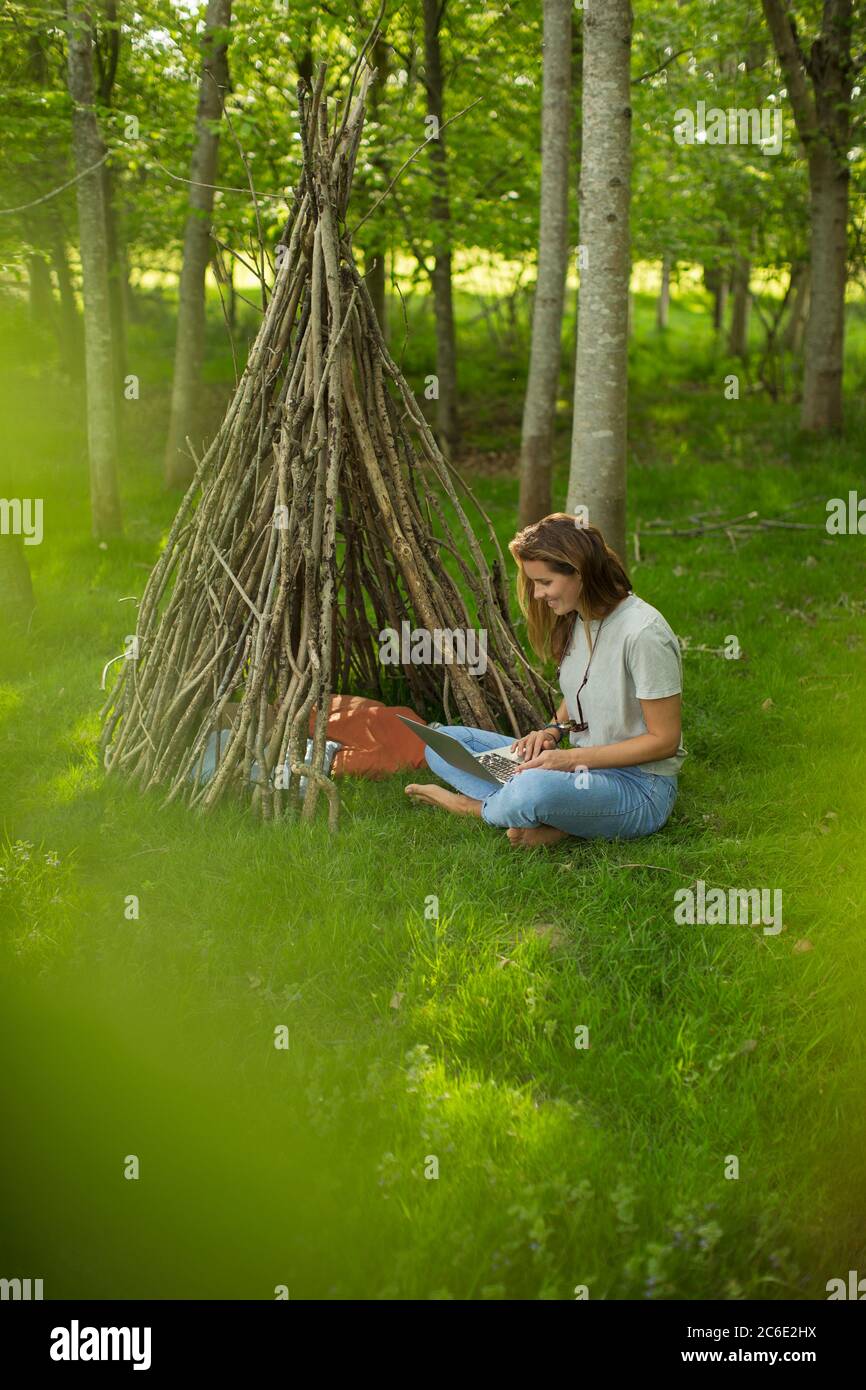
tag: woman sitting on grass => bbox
[406,514,686,849]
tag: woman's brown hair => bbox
[508,514,632,665]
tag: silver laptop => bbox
[396,716,523,785]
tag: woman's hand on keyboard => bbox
[510,728,559,761]
[514,747,584,774]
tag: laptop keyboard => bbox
[476,752,521,782]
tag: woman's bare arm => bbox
[516,694,682,771]
[577,694,681,768]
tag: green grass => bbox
[1,284,865,1299]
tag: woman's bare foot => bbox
[506,824,569,848]
[405,783,482,818]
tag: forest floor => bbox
[1,287,865,1298]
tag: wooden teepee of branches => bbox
[100,59,554,830]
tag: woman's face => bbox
[522,559,582,616]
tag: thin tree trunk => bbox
[94,1,125,398]
[27,252,55,324]
[113,202,135,327]
[24,35,56,330]
[783,262,809,353]
[118,225,135,324]
[26,26,82,378]
[566,0,632,562]
[518,0,572,529]
[802,145,848,428]
[715,277,728,332]
[704,261,728,331]
[363,34,390,346]
[365,246,387,342]
[48,218,84,378]
[226,254,236,331]
[66,0,122,537]
[102,164,126,393]
[656,252,671,329]
[422,0,459,460]
[164,0,232,487]
[727,256,751,357]
[761,0,852,432]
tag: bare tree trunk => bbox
[102,164,126,394]
[66,0,122,537]
[783,262,809,352]
[363,34,390,346]
[226,253,236,331]
[715,277,729,332]
[656,252,671,329]
[704,261,728,331]
[27,252,55,324]
[422,0,459,460]
[164,0,232,487]
[761,0,852,432]
[48,218,84,378]
[95,1,125,397]
[727,256,751,357]
[518,0,572,529]
[27,26,82,377]
[566,0,632,562]
[802,144,848,428]
[24,36,56,331]
[365,246,387,341]
[117,217,135,325]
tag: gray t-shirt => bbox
[558,593,687,777]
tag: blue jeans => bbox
[423,725,678,841]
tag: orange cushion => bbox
[309,695,427,777]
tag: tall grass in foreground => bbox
[1,289,864,1298]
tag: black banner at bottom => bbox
[1,1297,859,1372]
